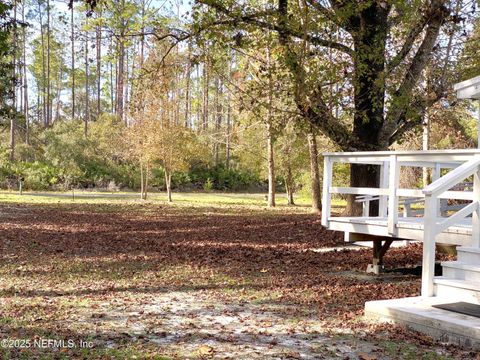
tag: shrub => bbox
[203,178,214,192]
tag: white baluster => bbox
[472,167,480,248]
[379,161,389,218]
[387,155,399,235]
[422,195,437,297]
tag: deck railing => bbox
[321,150,480,297]
[421,156,480,296]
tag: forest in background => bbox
[0,0,479,209]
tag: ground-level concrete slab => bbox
[365,296,480,349]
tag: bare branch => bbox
[381,0,449,145]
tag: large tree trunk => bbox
[344,4,389,214]
[346,164,381,216]
[307,129,321,214]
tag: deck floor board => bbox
[329,216,472,235]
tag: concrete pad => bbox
[365,296,480,349]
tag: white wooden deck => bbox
[321,149,480,296]
[328,216,473,245]
[357,79,480,347]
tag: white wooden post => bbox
[362,198,370,217]
[387,155,399,235]
[362,195,373,217]
[472,167,480,248]
[321,156,333,227]
[432,163,443,217]
[477,100,480,149]
[422,195,437,297]
[379,161,389,217]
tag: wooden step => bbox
[457,247,480,264]
[442,261,480,282]
[434,277,480,305]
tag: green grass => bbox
[0,190,348,209]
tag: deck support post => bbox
[422,195,437,297]
[367,239,395,274]
[387,155,399,235]
[472,167,480,248]
[321,156,332,227]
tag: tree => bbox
[95,7,102,118]
[149,121,199,202]
[128,40,204,201]
[30,32,66,127]
[459,18,480,80]
[22,0,28,144]
[84,14,89,136]
[193,0,468,213]
[275,120,309,205]
[10,0,17,160]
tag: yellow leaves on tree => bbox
[125,41,203,202]
[125,114,201,202]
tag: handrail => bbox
[324,149,480,157]
[423,156,480,197]
[436,201,478,234]
[421,155,480,297]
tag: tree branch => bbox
[380,0,449,146]
[196,0,353,55]
[386,14,430,72]
[305,0,339,25]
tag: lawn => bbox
[0,190,348,208]
[0,192,474,359]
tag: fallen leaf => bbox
[197,344,214,357]
[358,352,377,360]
